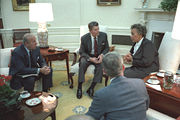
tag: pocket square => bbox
[102,43,105,45]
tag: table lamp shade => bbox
[29,3,54,22]
[172,0,180,40]
[29,3,54,48]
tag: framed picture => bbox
[12,0,35,11]
[97,0,121,6]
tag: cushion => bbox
[0,48,15,68]
[146,108,174,120]
[70,63,95,75]
[8,50,14,67]
[0,68,9,76]
[158,32,180,73]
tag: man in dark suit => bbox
[77,21,109,99]
[124,24,159,79]
[9,33,53,92]
[86,52,149,120]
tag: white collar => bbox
[135,37,144,46]
[24,45,30,54]
[90,34,98,40]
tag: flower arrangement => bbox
[0,75,21,117]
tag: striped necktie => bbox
[94,37,98,57]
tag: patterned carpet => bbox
[46,61,108,120]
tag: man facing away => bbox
[9,33,53,92]
[86,52,149,120]
[77,21,109,99]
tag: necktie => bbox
[29,51,33,67]
[94,37,98,57]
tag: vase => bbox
[142,0,149,8]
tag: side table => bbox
[4,91,58,120]
[40,48,70,83]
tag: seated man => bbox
[86,52,149,120]
[77,21,109,99]
[9,33,53,92]
[124,24,159,79]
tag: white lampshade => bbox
[29,3,54,22]
[172,0,180,40]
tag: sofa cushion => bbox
[70,63,95,75]
[0,48,15,68]
[0,68,9,76]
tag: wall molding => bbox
[0,26,131,51]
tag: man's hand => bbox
[89,57,99,64]
[40,66,51,75]
[97,54,103,64]
[123,53,132,63]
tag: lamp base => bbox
[37,31,49,48]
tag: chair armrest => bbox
[71,48,80,66]
[71,52,78,66]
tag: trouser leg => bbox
[41,68,53,91]
[93,63,103,83]
[78,57,91,83]
[22,77,36,92]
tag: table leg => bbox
[50,111,56,120]
[65,52,70,84]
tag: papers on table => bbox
[145,83,162,91]
[19,74,38,78]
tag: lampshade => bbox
[172,0,180,40]
[29,3,54,22]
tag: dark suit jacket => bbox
[86,76,149,120]
[9,44,46,89]
[130,38,159,74]
[79,32,109,59]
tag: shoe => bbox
[86,88,94,98]
[76,89,82,99]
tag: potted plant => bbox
[0,75,21,119]
[160,0,178,12]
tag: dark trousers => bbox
[78,57,103,83]
[124,67,148,79]
[10,68,53,92]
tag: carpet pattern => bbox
[46,61,108,120]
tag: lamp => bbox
[29,3,54,48]
[172,0,180,40]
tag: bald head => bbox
[23,33,37,50]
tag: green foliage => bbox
[160,0,178,12]
[0,75,21,118]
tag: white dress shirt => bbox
[133,37,144,55]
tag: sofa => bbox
[0,47,42,91]
[0,47,14,75]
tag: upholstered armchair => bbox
[0,47,42,91]
[158,32,180,73]
[69,25,115,88]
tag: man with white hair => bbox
[9,33,53,92]
[86,52,149,120]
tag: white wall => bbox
[0,0,166,51]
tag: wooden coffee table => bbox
[143,75,180,118]
[40,47,70,83]
[4,91,58,120]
